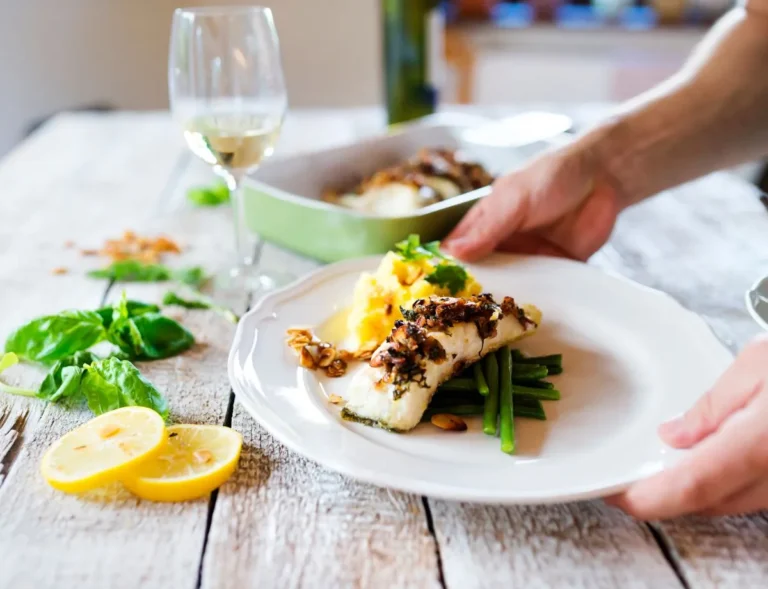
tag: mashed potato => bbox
[347,251,483,353]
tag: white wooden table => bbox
[1,109,767,589]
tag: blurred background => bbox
[2,0,762,186]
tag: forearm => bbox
[584,4,768,206]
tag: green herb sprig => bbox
[186,181,230,207]
[0,352,168,419]
[393,234,469,295]
[88,260,208,290]
[162,291,239,324]
[0,292,197,418]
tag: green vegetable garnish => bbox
[0,353,36,397]
[186,181,230,207]
[88,260,172,282]
[106,294,195,360]
[80,357,169,419]
[0,352,169,419]
[5,310,107,364]
[95,300,159,329]
[424,263,469,296]
[4,293,194,366]
[162,291,239,324]
[393,234,468,295]
[394,234,445,262]
[38,351,99,402]
[173,266,209,290]
[88,260,209,289]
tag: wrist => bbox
[572,118,639,211]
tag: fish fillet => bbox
[342,294,541,432]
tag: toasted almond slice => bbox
[430,414,467,432]
[317,347,336,367]
[325,359,347,378]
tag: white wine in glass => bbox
[183,113,281,171]
[169,7,289,291]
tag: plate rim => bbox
[228,253,734,504]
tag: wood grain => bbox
[3,109,767,589]
[432,501,683,588]
[200,405,442,589]
[0,112,232,589]
[0,113,184,487]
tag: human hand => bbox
[607,335,768,519]
[443,139,623,262]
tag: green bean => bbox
[482,352,500,435]
[432,389,484,407]
[422,402,546,421]
[547,365,563,375]
[512,396,547,420]
[512,364,548,379]
[499,346,515,454]
[473,363,490,396]
[512,384,561,401]
[512,379,554,389]
[440,377,475,392]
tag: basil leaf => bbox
[0,352,36,398]
[131,314,195,359]
[88,260,173,282]
[5,310,106,364]
[162,291,239,324]
[89,260,209,290]
[173,266,208,290]
[38,351,98,401]
[95,300,159,329]
[0,352,18,373]
[187,182,230,207]
[46,366,85,403]
[81,357,168,418]
[107,312,194,360]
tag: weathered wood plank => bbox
[592,172,768,588]
[200,408,442,589]
[432,501,682,589]
[0,113,185,488]
[0,112,230,589]
[0,310,233,589]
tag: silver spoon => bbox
[746,275,768,331]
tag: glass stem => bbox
[225,171,257,273]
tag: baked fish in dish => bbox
[342,294,541,432]
[322,148,494,215]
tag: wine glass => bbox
[169,6,289,293]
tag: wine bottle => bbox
[382,0,445,125]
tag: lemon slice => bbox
[123,424,242,502]
[41,407,166,494]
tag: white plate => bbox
[228,254,732,504]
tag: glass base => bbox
[212,266,295,299]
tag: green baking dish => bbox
[241,112,563,263]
